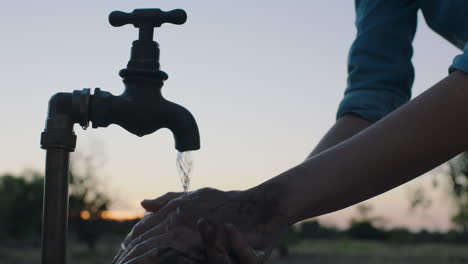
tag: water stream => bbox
[176,151,194,193]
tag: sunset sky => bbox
[0,0,463,230]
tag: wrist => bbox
[234,186,291,249]
[242,179,293,227]
[246,162,321,225]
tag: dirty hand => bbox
[198,218,267,264]
[113,188,289,264]
[114,226,205,264]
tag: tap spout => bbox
[165,101,200,152]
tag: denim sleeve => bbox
[450,43,468,74]
[337,0,419,122]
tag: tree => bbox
[452,203,468,233]
[347,204,388,240]
[0,171,43,241]
[407,152,468,235]
[275,226,297,257]
[448,156,468,233]
[0,148,111,251]
[68,149,111,251]
[448,152,468,233]
[299,220,340,239]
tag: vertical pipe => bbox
[41,148,70,264]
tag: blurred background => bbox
[1,0,467,263]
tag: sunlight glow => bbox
[100,210,144,221]
[80,210,91,220]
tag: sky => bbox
[0,0,463,230]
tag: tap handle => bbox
[109,9,187,28]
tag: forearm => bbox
[307,114,372,158]
[256,71,468,224]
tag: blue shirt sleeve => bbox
[450,43,468,74]
[337,0,418,122]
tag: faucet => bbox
[39,9,200,264]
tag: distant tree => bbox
[299,220,340,239]
[387,228,414,243]
[299,220,322,239]
[354,204,385,224]
[408,152,468,234]
[448,153,468,233]
[452,203,468,233]
[348,221,388,240]
[0,147,111,251]
[277,220,344,257]
[408,186,433,211]
[0,171,43,241]
[68,149,111,251]
[277,226,300,257]
[347,204,388,240]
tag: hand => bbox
[113,226,205,264]
[113,187,289,263]
[198,218,266,264]
[113,246,200,264]
[113,220,264,264]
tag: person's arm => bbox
[308,0,420,159]
[307,114,371,159]
[255,70,468,223]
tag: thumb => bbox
[225,223,262,264]
[198,218,227,264]
[141,192,183,212]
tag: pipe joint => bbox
[40,89,91,151]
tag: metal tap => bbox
[39,9,200,264]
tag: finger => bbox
[123,247,162,264]
[113,213,154,264]
[113,231,135,263]
[153,250,197,264]
[125,247,195,264]
[141,192,183,212]
[197,218,216,246]
[129,199,182,242]
[124,247,176,264]
[197,218,226,264]
[112,242,127,264]
[120,227,204,264]
[224,224,260,264]
[118,233,172,264]
[118,218,172,263]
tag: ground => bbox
[2,238,468,264]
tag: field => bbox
[2,238,468,264]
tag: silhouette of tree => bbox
[406,153,468,235]
[68,148,111,251]
[0,171,43,241]
[0,147,111,251]
[448,152,468,233]
[348,204,388,240]
[277,226,300,257]
[299,220,340,239]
